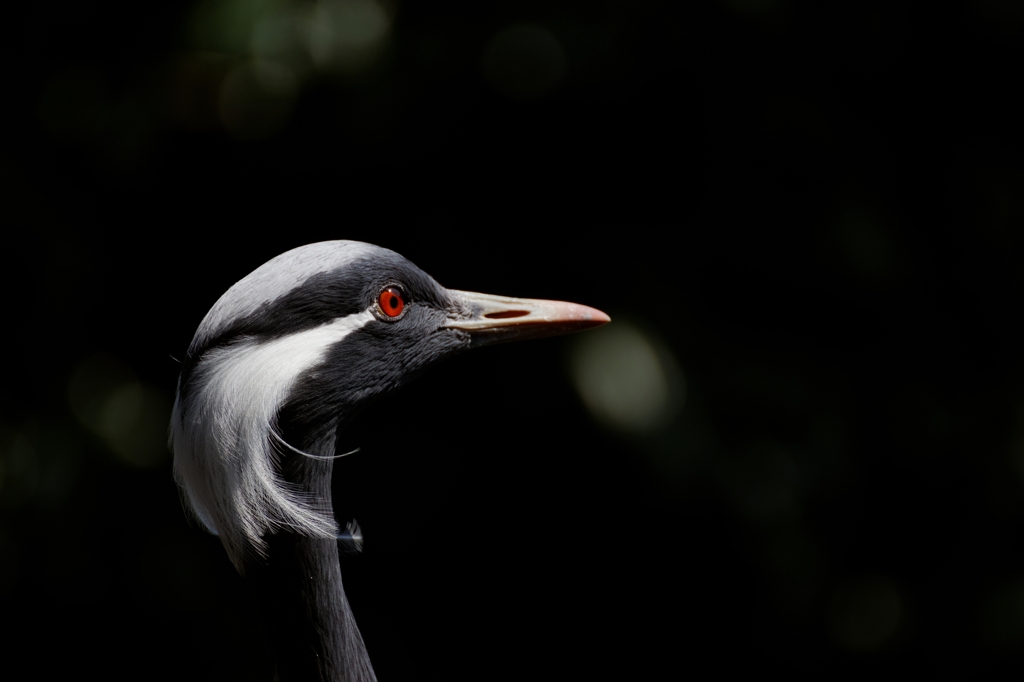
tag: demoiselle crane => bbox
[169,241,609,681]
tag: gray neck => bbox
[246,450,377,681]
[248,532,376,682]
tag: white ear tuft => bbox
[170,311,374,571]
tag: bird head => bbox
[170,241,608,571]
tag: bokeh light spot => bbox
[191,0,285,56]
[0,422,83,508]
[731,442,801,524]
[0,431,39,505]
[836,208,895,283]
[250,5,309,67]
[828,575,902,651]
[481,24,567,100]
[68,355,171,467]
[569,321,684,434]
[981,580,1024,648]
[219,59,299,139]
[307,0,391,71]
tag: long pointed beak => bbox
[445,290,610,347]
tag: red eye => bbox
[378,286,405,318]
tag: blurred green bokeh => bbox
[2,0,1023,678]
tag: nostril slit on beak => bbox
[484,310,530,320]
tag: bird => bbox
[169,240,609,681]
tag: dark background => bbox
[2,0,1023,678]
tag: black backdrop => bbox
[2,0,1023,678]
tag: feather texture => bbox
[171,307,374,571]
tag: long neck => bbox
[246,442,377,682]
[248,532,376,682]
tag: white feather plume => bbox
[170,241,382,571]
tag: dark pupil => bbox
[388,294,398,309]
